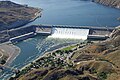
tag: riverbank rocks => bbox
[93,0,120,9]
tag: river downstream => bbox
[1,0,120,79]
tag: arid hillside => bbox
[0,1,41,31]
[71,26,120,80]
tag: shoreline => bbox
[0,8,42,43]
[10,43,80,77]
[0,43,21,66]
[93,0,120,10]
[0,1,43,31]
[4,44,21,66]
[10,40,89,79]
[19,42,83,71]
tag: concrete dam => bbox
[35,25,114,40]
[0,24,114,43]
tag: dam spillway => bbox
[48,27,89,40]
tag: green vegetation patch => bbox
[97,72,108,80]
[62,45,77,51]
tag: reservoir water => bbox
[12,0,120,27]
[1,0,120,79]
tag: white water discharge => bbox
[48,28,89,40]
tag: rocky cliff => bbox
[93,0,120,9]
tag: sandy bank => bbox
[0,43,21,66]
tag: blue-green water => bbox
[1,0,120,79]
[11,36,83,68]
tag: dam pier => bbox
[0,24,114,43]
